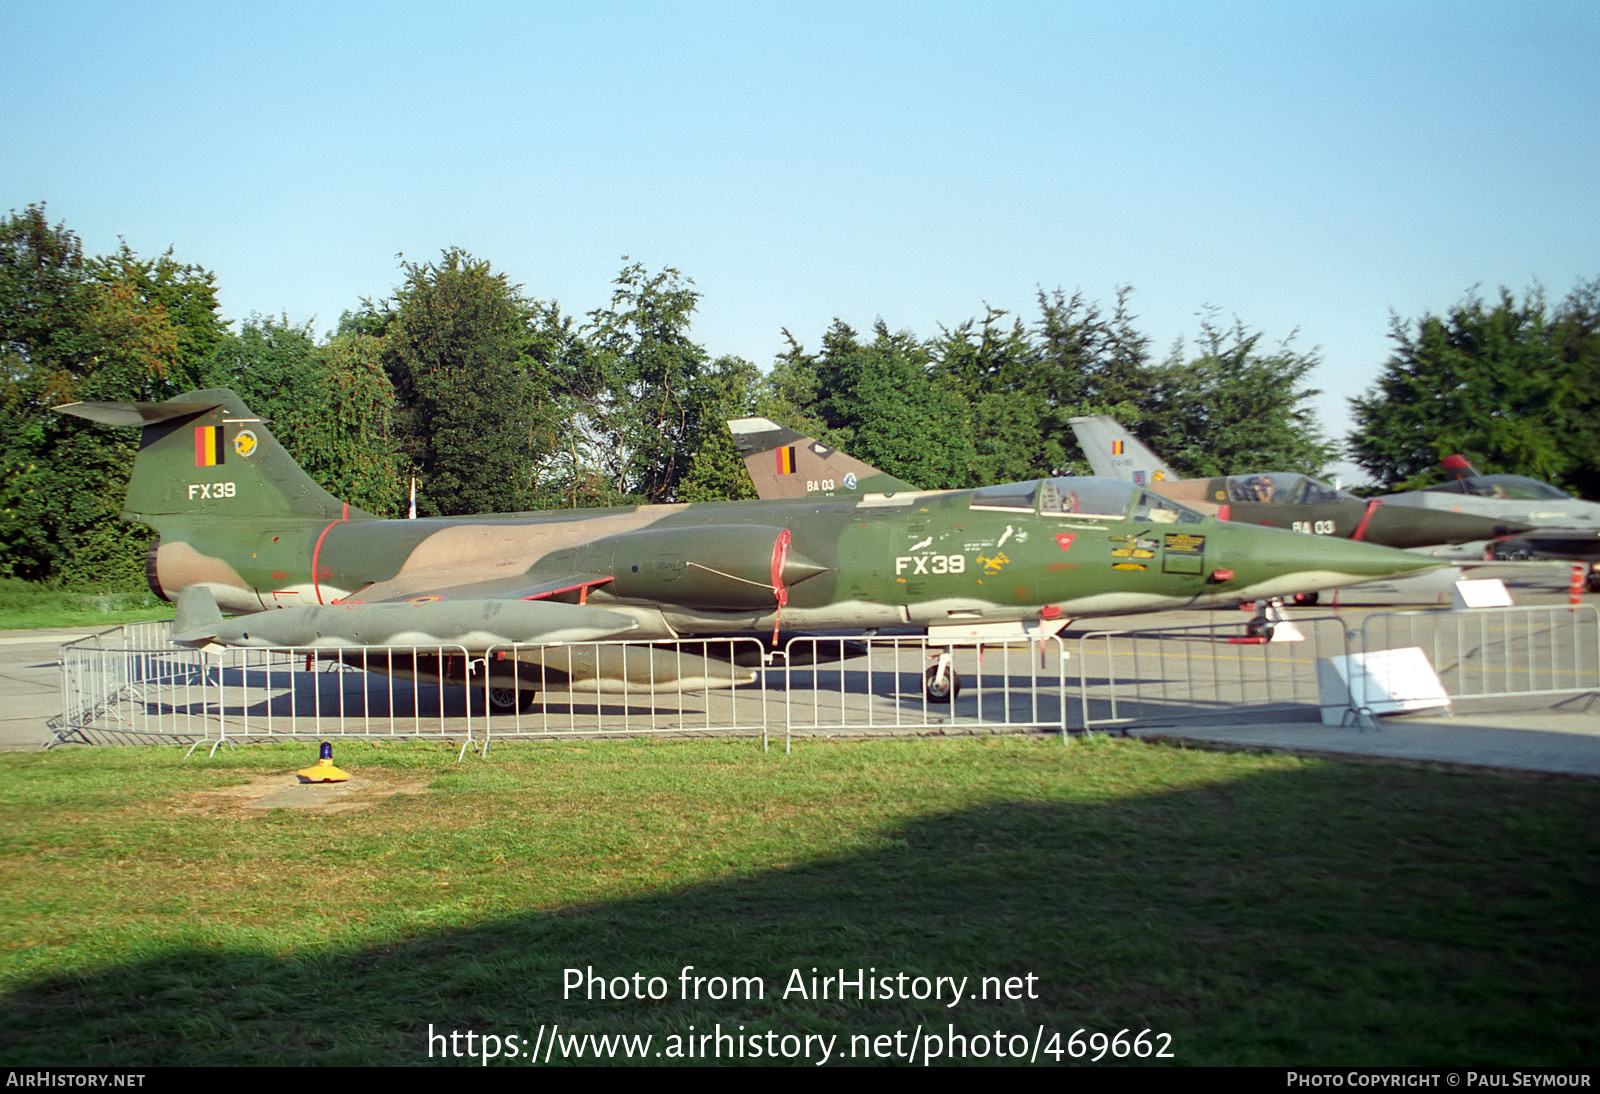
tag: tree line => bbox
[3,203,1595,588]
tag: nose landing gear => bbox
[1240,597,1294,643]
[924,652,961,703]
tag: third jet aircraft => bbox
[1065,415,1535,552]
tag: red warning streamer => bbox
[1350,498,1381,541]
[770,529,792,643]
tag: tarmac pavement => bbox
[1132,696,1600,779]
[0,629,95,752]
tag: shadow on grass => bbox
[2,762,1596,1066]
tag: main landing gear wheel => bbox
[1244,619,1276,641]
[1587,569,1600,594]
[486,685,537,714]
[924,664,961,704]
[1242,596,1287,642]
[1291,591,1320,606]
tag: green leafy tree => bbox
[932,307,1059,483]
[791,320,975,490]
[303,332,404,515]
[522,301,600,509]
[1034,286,1152,415]
[205,321,404,516]
[1138,311,1334,478]
[376,250,542,516]
[777,290,1332,489]
[1349,282,1597,491]
[934,288,1158,481]
[1031,287,1158,474]
[753,344,840,444]
[677,355,767,502]
[202,316,321,439]
[0,205,199,587]
[1550,279,1600,497]
[94,243,227,390]
[583,262,709,504]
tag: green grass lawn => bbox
[0,579,171,631]
[0,736,1594,1066]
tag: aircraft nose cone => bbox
[1363,504,1534,548]
[1218,526,1443,599]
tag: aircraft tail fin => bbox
[1440,453,1480,481]
[56,389,367,526]
[727,417,918,499]
[1067,415,1181,484]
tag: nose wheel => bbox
[924,654,961,703]
[1243,597,1286,642]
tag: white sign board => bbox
[1451,578,1514,610]
[1318,647,1450,725]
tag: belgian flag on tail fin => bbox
[775,446,796,475]
[194,425,225,466]
[55,389,364,523]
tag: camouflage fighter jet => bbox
[1382,455,1600,588]
[1065,415,1533,551]
[59,390,1441,705]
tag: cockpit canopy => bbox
[970,477,1204,523]
[1221,472,1354,506]
[1421,475,1569,500]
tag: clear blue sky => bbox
[6,1,1596,481]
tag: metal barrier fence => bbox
[56,627,1074,751]
[470,637,772,746]
[780,635,1072,747]
[1355,604,1600,707]
[54,604,1600,751]
[57,625,773,754]
[1074,614,1352,730]
[58,624,478,754]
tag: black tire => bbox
[1587,570,1600,594]
[924,665,960,703]
[486,685,535,714]
[1291,591,1319,606]
[1245,620,1275,641]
